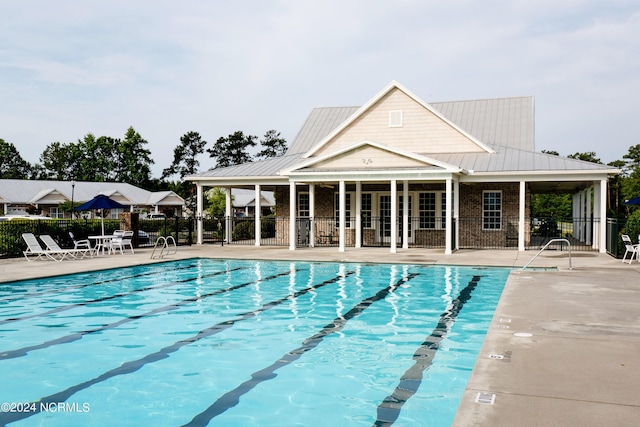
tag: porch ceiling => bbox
[529,181,591,194]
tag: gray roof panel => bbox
[286,106,360,155]
[430,97,535,151]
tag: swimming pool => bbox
[0,258,510,426]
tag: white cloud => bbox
[1,0,639,175]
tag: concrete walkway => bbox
[1,245,639,426]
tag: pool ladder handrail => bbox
[150,235,177,259]
[521,238,572,270]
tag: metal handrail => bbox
[521,238,572,270]
[150,235,177,259]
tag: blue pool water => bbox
[0,258,510,426]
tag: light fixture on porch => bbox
[319,183,334,189]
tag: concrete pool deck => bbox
[1,245,639,426]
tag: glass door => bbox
[379,195,391,244]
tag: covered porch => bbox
[191,173,609,254]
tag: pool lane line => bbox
[0,270,353,425]
[182,272,420,427]
[0,266,279,360]
[0,261,200,303]
[0,266,251,325]
[373,275,483,427]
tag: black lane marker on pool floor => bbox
[0,261,199,303]
[373,275,483,427]
[0,267,255,360]
[0,266,250,325]
[0,270,352,425]
[182,272,420,427]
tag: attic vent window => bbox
[389,110,403,127]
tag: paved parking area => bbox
[1,245,639,426]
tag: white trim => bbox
[282,140,463,175]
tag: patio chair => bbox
[40,234,91,260]
[621,234,639,264]
[21,233,64,262]
[69,231,94,255]
[110,230,134,255]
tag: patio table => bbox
[88,235,114,255]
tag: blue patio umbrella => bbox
[624,196,640,205]
[74,194,126,235]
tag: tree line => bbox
[1,127,640,219]
[0,127,287,212]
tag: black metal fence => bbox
[0,215,608,259]
[0,217,194,259]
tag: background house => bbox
[0,180,185,219]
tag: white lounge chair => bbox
[40,234,91,260]
[21,233,65,262]
[621,234,639,264]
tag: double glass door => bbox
[379,195,412,244]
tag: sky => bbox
[2,0,639,178]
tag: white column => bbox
[225,187,232,243]
[454,178,459,251]
[390,179,397,253]
[196,183,203,245]
[339,180,346,252]
[309,184,315,248]
[519,181,526,251]
[289,181,296,250]
[586,185,592,245]
[355,181,362,248]
[445,178,452,254]
[599,179,607,253]
[254,184,261,246]
[592,182,600,249]
[402,180,409,249]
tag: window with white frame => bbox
[298,192,310,217]
[483,191,502,230]
[110,209,124,219]
[419,192,436,229]
[49,207,64,219]
[334,193,351,228]
[361,193,372,228]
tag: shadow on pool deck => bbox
[2,245,640,426]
